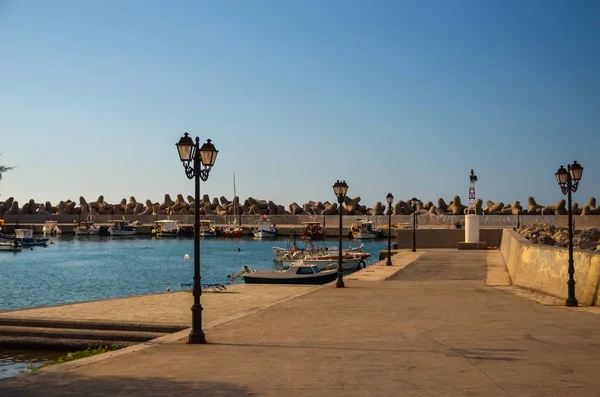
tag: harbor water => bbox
[0,235,386,378]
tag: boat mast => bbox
[233,173,240,226]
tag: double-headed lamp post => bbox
[333,180,349,288]
[386,193,394,266]
[176,132,218,344]
[410,197,418,252]
[555,161,584,307]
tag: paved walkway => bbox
[2,249,600,396]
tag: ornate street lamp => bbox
[555,161,583,307]
[386,193,394,266]
[410,197,418,252]
[333,180,349,288]
[176,132,219,343]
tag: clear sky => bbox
[1,0,599,210]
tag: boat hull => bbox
[280,256,365,271]
[253,230,277,239]
[108,229,138,236]
[243,271,337,285]
[352,232,379,239]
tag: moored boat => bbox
[237,262,338,285]
[253,216,277,239]
[42,220,62,236]
[108,219,140,236]
[152,220,180,237]
[278,251,369,271]
[298,221,325,241]
[14,229,49,247]
[74,204,101,235]
[0,241,21,252]
[350,219,382,239]
[199,220,217,238]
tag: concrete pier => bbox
[2,249,600,396]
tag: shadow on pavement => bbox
[0,374,254,397]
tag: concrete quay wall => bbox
[500,228,600,306]
[395,229,504,249]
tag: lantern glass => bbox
[569,161,583,182]
[176,133,194,163]
[555,166,568,186]
[386,193,394,204]
[332,180,349,198]
[199,139,218,167]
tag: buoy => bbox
[184,254,190,261]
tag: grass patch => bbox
[29,345,121,372]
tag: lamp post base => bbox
[386,255,392,266]
[188,330,207,344]
[411,248,416,253]
[335,273,345,288]
[565,297,578,307]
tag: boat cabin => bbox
[294,265,323,274]
[15,229,34,239]
[352,220,375,233]
[155,220,178,232]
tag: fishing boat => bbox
[278,251,370,271]
[298,221,325,241]
[42,220,62,236]
[152,219,180,237]
[199,220,217,238]
[350,219,382,239]
[107,219,140,236]
[74,207,100,235]
[272,237,365,263]
[0,241,21,252]
[253,216,277,239]
[231,262,338,285]
[14,229,49,247]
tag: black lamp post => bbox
[333,180,349,288]
[386,193,394,266]
[410,197,418,252]
[176,132,218,343]
[555,161,584,307]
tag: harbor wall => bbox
[500,228,600,306]
[3,213,591,228]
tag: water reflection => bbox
[0,350,63,379]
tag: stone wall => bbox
[500,228,600,306]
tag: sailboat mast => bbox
[233,173,240,226]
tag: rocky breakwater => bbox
[1,194,600,218]
[517,224,600,251]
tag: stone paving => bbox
[2,249,600,396]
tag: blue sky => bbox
[1,0,599,209]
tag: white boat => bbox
[350,219,382,239]
[279,252,369,271]
[153,219,180,237]
[74,207,100,235]
[253,216,277,239]
[42,220,62,236]
[199,220,216,238]
[230,262,338,285]
[0,241,21,252]
[108,219,140,236]
[272,239,365,263]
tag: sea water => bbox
[0,235,387,378]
